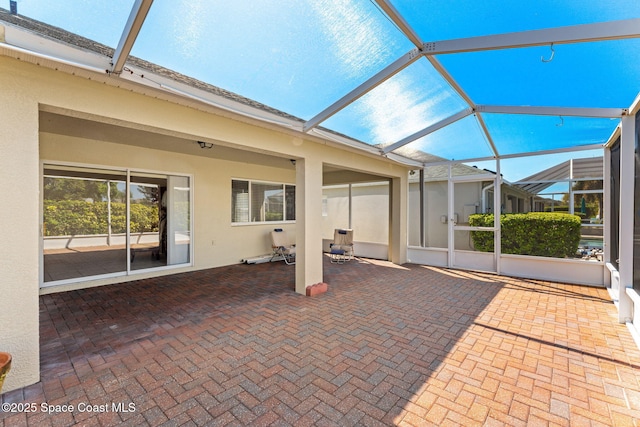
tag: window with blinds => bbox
[232,179,295,224]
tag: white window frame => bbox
[231,178,296,225]
[40,160,194,288]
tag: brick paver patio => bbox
[2,257,640,426]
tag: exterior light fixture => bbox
[197,141,213,149]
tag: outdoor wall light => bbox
[290,159,296,166]
[197,141,213,149]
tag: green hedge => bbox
[43,200,158,236]
[469,212,581,258]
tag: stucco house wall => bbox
[0,55,409,392]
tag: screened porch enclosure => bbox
[3,0,640,396]
[406,151,608,282]
[1,0,635,314]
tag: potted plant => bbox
[0,352,11,393]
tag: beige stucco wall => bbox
[0,58,40,393]
[0,55,409,391]
[322,182,390,245]
[352,183,389,245]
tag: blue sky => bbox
[12,0,640,180]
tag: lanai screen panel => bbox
[485,115,619,156]
[5,1,640,166]
[389,0,640,40]
[13,0,135,48]
[397,114,493,161]
[322,58,468,146]
[131,0,413,120]
[435,40,640,108]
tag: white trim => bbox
[156,81,303,130]
[604,124,622,148]
[0,41,109,75]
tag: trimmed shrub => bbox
[469,212,581,258]
[43,200,158,236]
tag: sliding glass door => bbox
[42,164,191,286]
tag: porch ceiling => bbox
[39,111,297,170]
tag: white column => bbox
[389,176,408,264]
[295,158,324,294]
[0,72,40,391]
[618,115,635,323]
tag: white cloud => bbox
[172,0,208,58]
[356,75,455,145]
[309,0,459,144]
[309,0,392,78]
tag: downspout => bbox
[481,182,494,213]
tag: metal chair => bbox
[270,229,296,265]
[329,229,354,261]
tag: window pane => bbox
[43,165,127,282]
[232,180,249,223]
[130,173,166,271]
[285,185,296,221]
[167,175,190,266]
[251,182,284,222]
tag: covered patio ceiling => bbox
[1,1,639,173]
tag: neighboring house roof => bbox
[395,147,493,182]
[514,157,603,194]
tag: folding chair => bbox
[329,228,354,262]
[270,229,296,265]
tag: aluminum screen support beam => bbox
[477,105,626,118]
[372,0,498,158]
[302,48,421,132]
[373,0,423,47]
[421,18,640,55]
[475,113,499,158]
[420,143,605,167]
[381,107,474,154]
[111,0,153,75]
